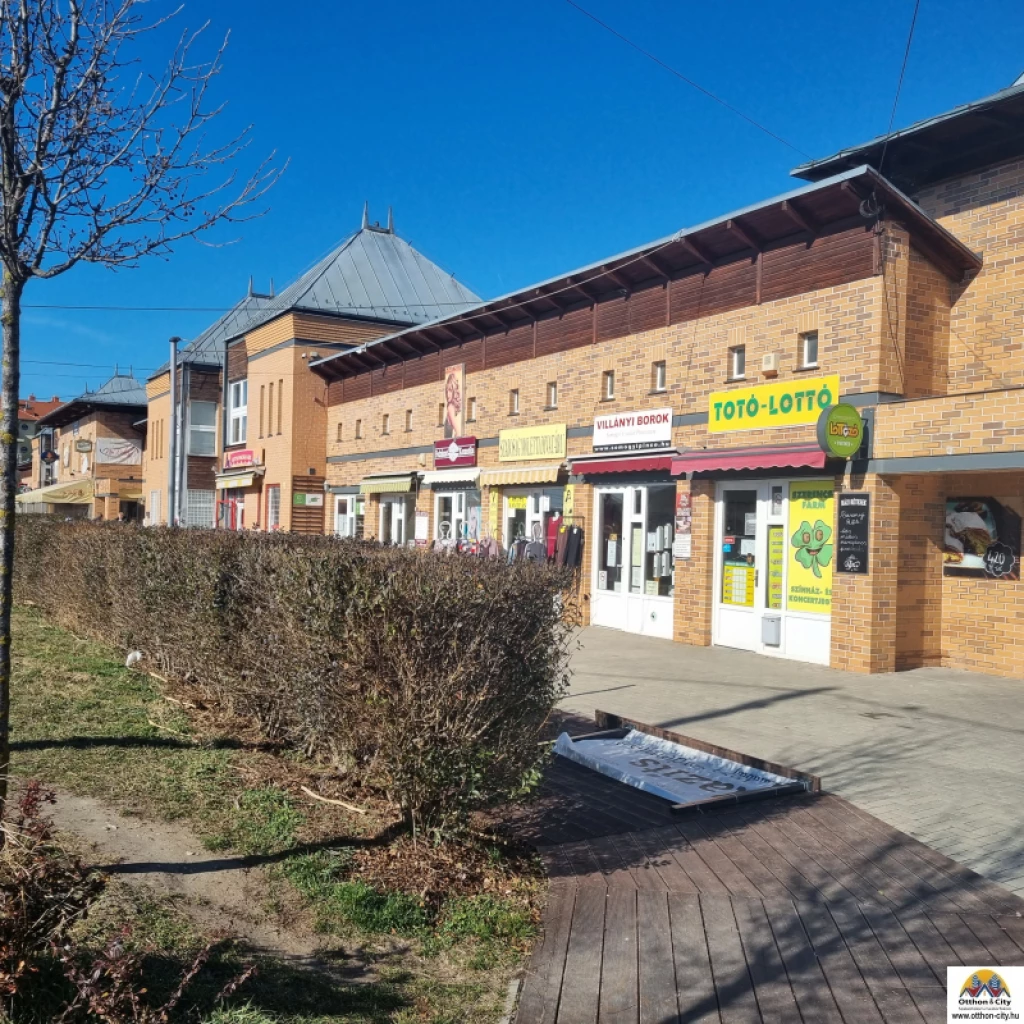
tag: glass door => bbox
[379,496,410,545]
[335,495,355,538]
[714,483,767,652]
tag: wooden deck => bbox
[512,758,1024,1024]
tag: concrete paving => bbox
[562,626,1024,895]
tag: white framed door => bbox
[713,483,769,653]
[379,496,410,545]
[334,495,356,538]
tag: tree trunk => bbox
[0,269,23,848]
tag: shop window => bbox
[509,389,520,415]
[466,396,477,422]
[266,485,281,531]
[188,400,217,456]
[602,370,615,401]
[228,380,247,445]
[405,409,413,432]
[382,413,390,435]
[185,489,215,529]
[336,422,343,442]
[652,360,667,393]
[800,330,819,369]
[546,382,558,409]
[728,345,746,380]
[435,490,481,544]
[355,419,362,439]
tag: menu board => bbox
[837,493,870,574]
[767,525,784,609]
[722,563,755,606]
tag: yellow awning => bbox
[216,473,256,490]
[480,464,564,487]
[359,474,416,494]
[16,479,94,505]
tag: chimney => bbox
[28,393,35,402]
[51,394,59,403]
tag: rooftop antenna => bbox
[387,206,394,233]
[361,201,369,229]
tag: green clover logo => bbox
[791,519,834,578]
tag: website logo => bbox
[948,966,1022,1022]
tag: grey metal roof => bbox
[150,292,277,378]
[39,372,147,427]
[227,225,480,339]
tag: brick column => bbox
[567,481,592,626]
[673,478,715,646]
[830,473,900,673]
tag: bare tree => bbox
[0,0,280,841]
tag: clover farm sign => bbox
[787,481,834,613]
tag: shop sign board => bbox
[563,484,575,518]
[708,374,839,433]
[74,439,93,453]
[293,492,324,507]
[593,407,673,452]
[787,481,834,613]
[224,449,257,469]
[837,493,870,574]
[95,437,142,466]
[817,403,864,459]
[433,436,477,468]
[507,495,529,510]
[943,497,1021,580]
[498,423,567,462]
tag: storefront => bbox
[425,438,481,546]
[358,472,418,546]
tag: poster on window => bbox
[443,363,465,439]
[943,498,1021,580]
[95,437,142,465]
[787,481,834,614]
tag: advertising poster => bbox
[673,492,692,559]
[767,525,784,610]
[943,497,1021,580]
[488,491,499,537]
[95,437,142,465]
[443,363,465,439]
[787,481,834,614]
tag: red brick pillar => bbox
[673,478,715,646]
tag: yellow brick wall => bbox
[671,478,715,645]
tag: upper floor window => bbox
[509,389,520,415]
[602,370,615,401]
[189,401,217,456]
[437,402,445,428]
[728,346,746,381]
[336,422,344,442]
[229,380,248,445]
[546,381,558,408]
[355,418,363,440]
[382,413,390,435]
[466,396,477,422]
[800,330,819,369]
[652,360,667,392]
[405,409,413,432]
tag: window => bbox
[266,383,272,436]
[266,485,281,531]
[546,382,558,408]
[229,380,248,445]
[466,397,477,422]
[259,385,265,437]
[729,346,746,380]
[355,419,362,439]
[148,490,161,527]
[405,409,413,432]
[437,403,445,428]
[602,370,615,400]
[185,489,215,528]
[277,378,283,434]
[188,401,217,456]
[336,422,344,442]
[509,389,520,415]
[800,330,819,369]
[652,360,667,392]
[382,413,390,435]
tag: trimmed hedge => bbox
[14,518,576,829]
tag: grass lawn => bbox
[7,605,536,1024]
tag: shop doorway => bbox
[379,496,412,546]
[503,488,563,548]
[712,479,832,665]
[334,495,358,538]
[591,483,675,639]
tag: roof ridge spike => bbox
[387,206,394,233]
[362,201,369,229]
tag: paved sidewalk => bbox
[562,627,1024,895]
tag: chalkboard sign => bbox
[837,492,870,574]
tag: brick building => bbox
[309,74,1024,679]
[141,209,478,530]
[16,373,146,520]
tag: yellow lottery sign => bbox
[787,481,834,614]
[708,375,839,433]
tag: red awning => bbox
[671,443,827,476]
[570,453,676,475]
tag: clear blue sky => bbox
[20,0,1024,397]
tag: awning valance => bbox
[16,479,94,505]
[480,464,564,487]
[569,453,676,476]
[359,473,417,495]
[421,467,480,488]
[671,443,827,476]
[215,473,257,490]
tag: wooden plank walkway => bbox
[510,758,1024,1024]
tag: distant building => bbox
[16,394,62,485]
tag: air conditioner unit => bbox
[761,352,780,376]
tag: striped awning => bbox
[215,473,256,490]
[420,467,480,488]
[359,473,417,494]
[480,464,564,487]
[15,479,94,505]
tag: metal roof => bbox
[310,165,982,383]
[39,372,147,427]
[224,224,480,341]
[790,78,1024,192]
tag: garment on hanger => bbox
[546,513,562,560]
[555,524,570,567]
[563,525,584,568]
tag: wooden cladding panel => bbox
[694,259,758,317]
[761,226,875,304]
[291,475,326,535]
[403,351,441,389]
[189,370,222,401]
[454,337,484,374]
[187,455,216,486]
[630,283,668,335]
[327,379,344,406]
[226,340,248,381]
[536,306,592,357]
[596,295,629,342]
[370,364,405,396]
[344,374,371,402]
[485,324,534,369]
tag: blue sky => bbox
[20,0,1024,397]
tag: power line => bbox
[878,0,922,177]
[562,0,809,158]
[21,359,157,370]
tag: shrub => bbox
[13,519,576,830]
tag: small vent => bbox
[761,352,780,376]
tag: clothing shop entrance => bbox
[591,483,675,640]
[713,479,833,665]
[503,487,564,556]
[379,495,413,546]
